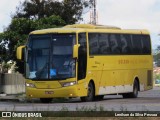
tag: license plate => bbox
[45,91,54,94]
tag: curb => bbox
[0,94,25,102]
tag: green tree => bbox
[0,0,92,73]
[14,0,92,24]
[154,45,160,67]
[154,52,160,67]
[0,15,65,61]
[0,35,9,62]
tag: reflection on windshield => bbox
[26,34,76,80]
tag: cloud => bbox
[0,0,24,32]
[98,0,159,28]
[83,0,160,48]
[0,0,159,48]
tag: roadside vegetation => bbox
[0,0,93,73]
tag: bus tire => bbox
[80,82,95,102]
[122,80,138,98]
[130,80,139,98]
[40,98,52,103]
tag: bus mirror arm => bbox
[73,44,80,58]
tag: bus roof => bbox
[64,24,121,29]
[30,24,150,35]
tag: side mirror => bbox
[16,46,25,61]
[73,44,80,58]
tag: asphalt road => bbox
[0,87,160,111]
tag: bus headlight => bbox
[26,83,36,88]
[61,81,77,87]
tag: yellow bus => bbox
[17,24,153,103]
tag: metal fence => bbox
[0,73,25,94]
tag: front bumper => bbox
[26,85,79,98]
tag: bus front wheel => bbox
[80,82,95,102]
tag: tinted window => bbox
[120,34,133,54]
[89,33,150,55]
[141,35,151,54]
[110,34,121,54]
[99,34,111,54]
[88,34,99,55]
[89,33,122,55]
[132,35,142,54]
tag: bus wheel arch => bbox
[131,78,139,98]
[123,77,140,98]
[89,80,95,94]
[80,80,95,102]
[134,77,140,91]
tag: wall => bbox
[0,73,25,94]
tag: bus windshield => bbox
[26,34,76,80]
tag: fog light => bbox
[29,95,33,97]
[26,83,36,88]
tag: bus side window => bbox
[120,34,132,54]
[132,35,142,54]
[110,34,121,54]
[99,33,111,54]
[141,35,151,55]
[89,34,99,55]
[121,35,128,54]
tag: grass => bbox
[0,104,158,120]
[1,95,156,120]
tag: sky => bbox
[0,0,160,49]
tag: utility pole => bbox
[90,0,97,25]
[93,0,97,24]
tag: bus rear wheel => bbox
[122,80,138,98]
[130,80,138,98]
[40,98,53,103]
[80,82,95,102]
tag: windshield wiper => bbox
[50,76,75,80]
